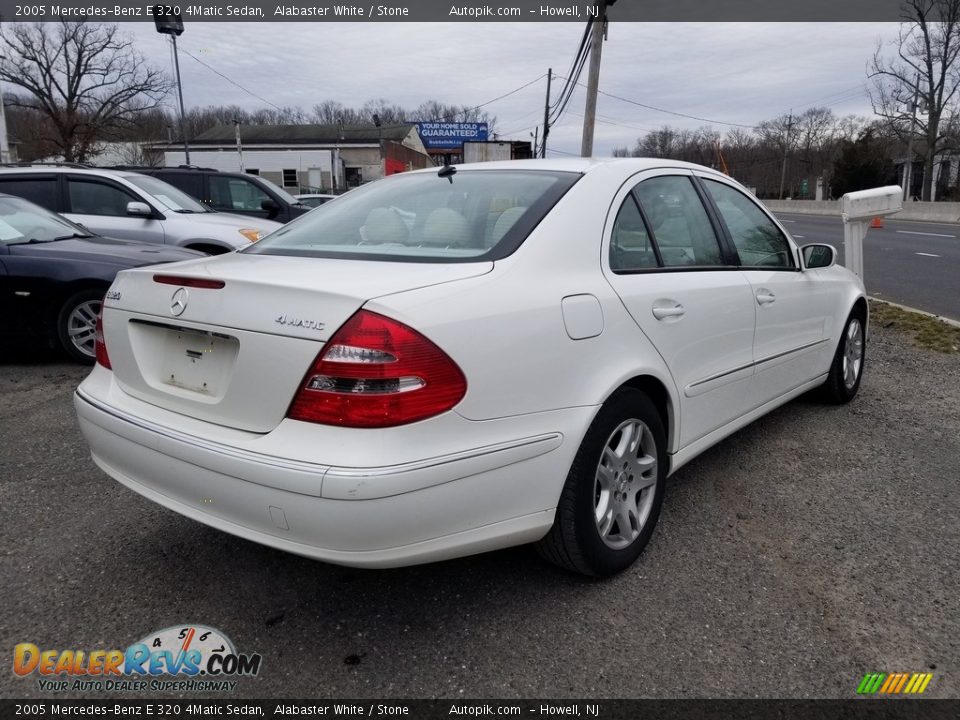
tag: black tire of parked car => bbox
[56,288,105,365]
[822,308,866,404]
[537,388,667,577]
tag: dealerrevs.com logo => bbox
[13,624,262,693]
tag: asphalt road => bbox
[774,212,960,321]
[1,328,958,701]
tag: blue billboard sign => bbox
[415,122,489,150]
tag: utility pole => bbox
[531,127,538,158]
[581,0,609,157]
[171,34,190,165]
[154,9,190,165]
[233,119,244,172]
[0,79,10,163]
[778,110,793,200]
[541,68,552,158]
[902,73,920,201]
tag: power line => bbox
[549,21,593,127]
[178,44,297,118]
[552,72,757,129]
[180,42,545,130]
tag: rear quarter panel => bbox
[364,164,682,433]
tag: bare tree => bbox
[869,0,960,200]
[0,22,171,162]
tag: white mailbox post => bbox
[840,186,903,280]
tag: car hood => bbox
[8,236,204,266]
[167,211,283,233]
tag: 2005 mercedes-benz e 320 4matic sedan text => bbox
[74,159,867,577]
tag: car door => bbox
[697,176,836,406]
[0,245,48,338]
[0,249,10,337]
[63,175,166,245]
[602,170,757,450]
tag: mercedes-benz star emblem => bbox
[170,288,189,316]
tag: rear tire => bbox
[822,309,865,404]
[537,388,667,577]
[56,288,104,364]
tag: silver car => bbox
[0,167,282,254]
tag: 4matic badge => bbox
[275,314,324,331]
[13,624,262,693]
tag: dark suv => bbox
[112,167,312,223]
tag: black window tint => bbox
[161,172,203,200]
[0,177,58,210]
[610,195,658,271]
[635,176,724,267]
[703,179,794,268]
[67,178,136,217]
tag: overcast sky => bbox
[52,22,905,156]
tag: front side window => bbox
[245,170,579,262]
[209,176,271,212]
[67,178,137,217]
[634,176,724,267]
[702,179,794,268]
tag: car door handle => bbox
[652,302,686,320]
[756,289,776,305]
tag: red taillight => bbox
[288,310,466,428]
[153,275,225,289]
[95,314,111,369]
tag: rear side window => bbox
[610,196,658,270]
[0,177,58,210]
[634,175,724,268]
[702,179,794,268]
[245,170,579,263]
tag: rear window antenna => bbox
[438,164,456,183]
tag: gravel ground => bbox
[0,319,957,700]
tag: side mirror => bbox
[126,201,153,217]
[260,198,280,219]
[802,243,836,269]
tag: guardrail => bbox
[765,199,960,224]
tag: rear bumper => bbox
[74,376,595,568]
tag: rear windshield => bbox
[243,169,579,262]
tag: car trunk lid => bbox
[101,253,491,432]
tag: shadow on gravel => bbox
[0,346,75,366]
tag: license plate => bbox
[159,327,238,396]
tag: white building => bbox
[149,123,430,192]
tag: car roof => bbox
[405,157,722,176]
[0,166,146,181]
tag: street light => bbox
[154,8,190,165]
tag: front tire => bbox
[537,388,667,577]
[822,309,865,404]
[57,289,104,364]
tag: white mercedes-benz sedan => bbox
[75,159,867,577]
